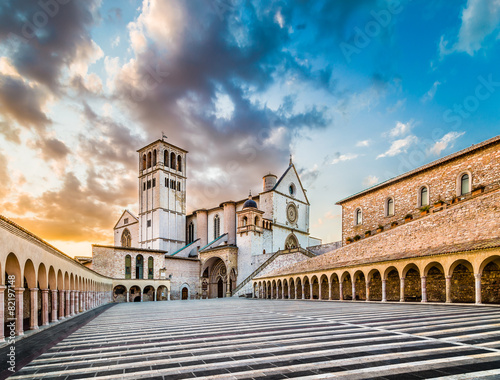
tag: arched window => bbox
[136,255,143,279]
[147,152,151,168]
[386,198,394,216]
[121,228,132,247]
[242,216,247,226]
[164,150,168,166]
[254,216,259,226]
[187,222,194,244]
[153,149,157,166]
[148,257,154,279]
[460,173,470,195]
[170,152,176,169]
[125,255,131,279]
[355,208,362,225]
[142,154,146,170]
[419,186,429,207]
[285,234,299,250]
[177,155,182,172]
[214,214,220,239]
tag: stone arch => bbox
[143,285,155,301]
[180,284,190,300]
[384,266,400,301]
[170,152,176,169]
[311,275,319,299]
[330,273,340,300]
[320,274,329,300]
[271,280,276,299]
[121,229,132,248]
[277,279,282,299]
[285,234,299,250]
[5,252,22,287]
[64,272,69,290]
[177,155,182,172]
[341,271,352,300]
[479,256,500,304]
[289,278,295,299]
[129,285,141,302]
[353,270,366,301]
[24,259,37,288]
[266,280,271,299]
[157,285,169,301]
[113,285,127,302]
[37,263,48,290]
[296,277,302,299]
[424,262,445,302]
[367,269,382,301]
[283,279,289,299]
[303,276,310,299]
[449,259,475,303]
[48,266,56,290]
[402,264,421,302]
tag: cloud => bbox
[356,140,370,147]
[363,175,379,187]
[429,131,466,155]
[440,0,500,57]
[421,81,441,103]
[387,121,413,138]
[331,153,358,165]
[0,152,10,192]
[386,98,406,113]
[377,135,418,158]
[35,137,71,162]
[298,164,319,187]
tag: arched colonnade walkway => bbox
[1,216,113,341]
[254,250,500,305]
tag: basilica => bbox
[91,138,324,300]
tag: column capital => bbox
[420,276,427,280]
[14,287,25,292]
[30,287,39,291]
[41,288,49,292]
[475,273,482,279]
[0,285,6,290]
[445,276,452,280]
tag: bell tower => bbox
[137,137,187,253]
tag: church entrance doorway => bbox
[217,278,224,298]
[182,287,188,300]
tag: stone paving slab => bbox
[7,299,500,379]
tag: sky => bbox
[1,0,499,258]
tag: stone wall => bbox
[165,257,200,300]
[340,139,500,243]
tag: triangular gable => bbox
[273,164,309,204]
[113,209,139,230]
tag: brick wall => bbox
[340,140,500,243]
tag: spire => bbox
[289,154,293,166]
[248,189,252,198]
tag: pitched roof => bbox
[113,209,138,229]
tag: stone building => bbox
[254,134,500,305]
[91,137,323,300]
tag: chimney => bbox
[263,173,277,192]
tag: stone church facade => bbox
[254,135,500,305]
[91,138,322,300]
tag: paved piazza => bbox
[12,299,500,379]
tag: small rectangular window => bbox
[124,218,129,224]
[147,180,151,189]
[153,178,156,187]
[147,220,151,227]
[143,183,146,191]
[177,182,181,191]
[165,178,168,187]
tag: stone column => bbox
[366,281,370,302]
[71,291,76,315]
[318,283,322,300]
[421,276,427,303]
[0,286,5,341]
[445,276,452,303]
[310,282,314,300]
[41,289,49,326]
[168,290,171,301]
[287,285,291,300]
[399,277,405,302]
[65,291,71,317]
[154,290,157,302]
[30,288,39,330]
[140,291,143,302]
[126,291,129,302]
[382,280,387,302]
[328,282,332,300]
[15,288,25,336]
[475,274,482,305]
[59,290,65,319]
[352,281,356,301]
[339,282,343,301]
[301,284,305,300]
[51,290,58,322]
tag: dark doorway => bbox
[217,278,224,298]
[133,296,141,302]
[182,287,188,300]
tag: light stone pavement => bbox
[11,299,500,380]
